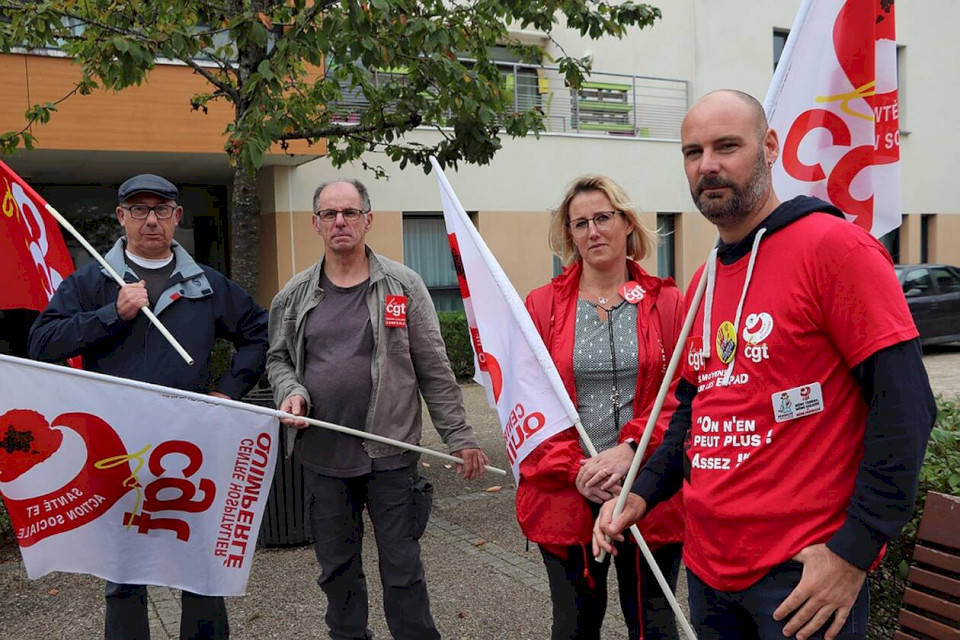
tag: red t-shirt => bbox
[680,213,917,591]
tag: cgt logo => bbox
[686,337,705,371]
[384,295,407,328]
[742,313,774,364]
[0,409,217,546]
[503,403,546,464]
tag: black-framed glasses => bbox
[315,208,366,222]
[567,211,621,235]
[122,204,178,220]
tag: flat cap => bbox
[118,174,179,202]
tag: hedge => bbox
[437,310,474,381]
[867,394,960,639]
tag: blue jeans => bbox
[687,561,869,640]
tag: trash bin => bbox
[243,388,313,547]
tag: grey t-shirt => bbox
[297,272,413,476]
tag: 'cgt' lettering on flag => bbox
[765,0,901,240]
[433,159,581,481]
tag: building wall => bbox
[5,1,960,307]
[0,53,317,157]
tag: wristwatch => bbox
[624,438,639,452]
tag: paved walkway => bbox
[2,346,956,638]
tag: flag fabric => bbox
[431,158,579,481]
[763,0,901,238]
[0,160,76,311]
[0,355,279,596]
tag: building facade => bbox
[3,0,958,309]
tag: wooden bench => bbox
[894,491,960,640]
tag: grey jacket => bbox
[266,247,479,457]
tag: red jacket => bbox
[518,260,685,550]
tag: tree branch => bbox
[278,113,423,142]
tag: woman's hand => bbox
[576,442,635,498]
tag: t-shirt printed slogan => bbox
[690,414,775,471]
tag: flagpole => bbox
[762,0,813,116]
[43,204,195,365]
[0,354,507,475]
[597,246,712,559]
[430,158,695,639]
[276,414,507,476]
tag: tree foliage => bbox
[0,0,660,292]
[0,0,660,173]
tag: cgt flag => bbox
[0,160,76,311]
[431,158,578,481]
[0,355,279,596]
[764,0,901,238]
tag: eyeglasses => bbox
[567,211,622,235]
[315,208,367,222]
[122,204,178,220]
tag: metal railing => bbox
[330,61,689,141]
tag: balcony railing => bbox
[331,62,689,141]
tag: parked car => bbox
[895,264,960,345]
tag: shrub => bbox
[869,395,960,639]
[437,310,475,381]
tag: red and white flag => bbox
[0,160,76,311]
[0,355,279,596]
[764,0,901,238]
[431,158,578,481]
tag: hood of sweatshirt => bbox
[700,196,843,384]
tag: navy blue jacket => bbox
[28,240,268,399]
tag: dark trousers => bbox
[104,582,228,640]
[687,561,870,640]
[539,542,682,640]
[305,464,439,640]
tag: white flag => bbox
[0,355,279,596]
[764,0,901,238]
[431,158,580,481]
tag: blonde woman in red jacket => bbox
[522,175,685,640]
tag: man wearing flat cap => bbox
[29,174,269,640]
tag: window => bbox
[657,213,677,279]
[553,255,564,277]
[902,268,933,297]
[930,267,960,294]
[897,45,906,132]
[879,227,900,264]
[402,214,463,311]
[773,29,790,72]
[921,214,933,263]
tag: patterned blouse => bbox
[572,298,639,453]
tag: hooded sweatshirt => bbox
[632,196,935,591]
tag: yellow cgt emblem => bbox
[716,321,737,364]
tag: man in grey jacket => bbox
[266,179,489,640]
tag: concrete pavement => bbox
[1,346,957,639]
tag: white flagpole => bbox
[0,354,506,476]
[762,0,814,116]
[598,249,712,559]
[431,158,695,638]
[280,414,507,476]
[43,203,195,365]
